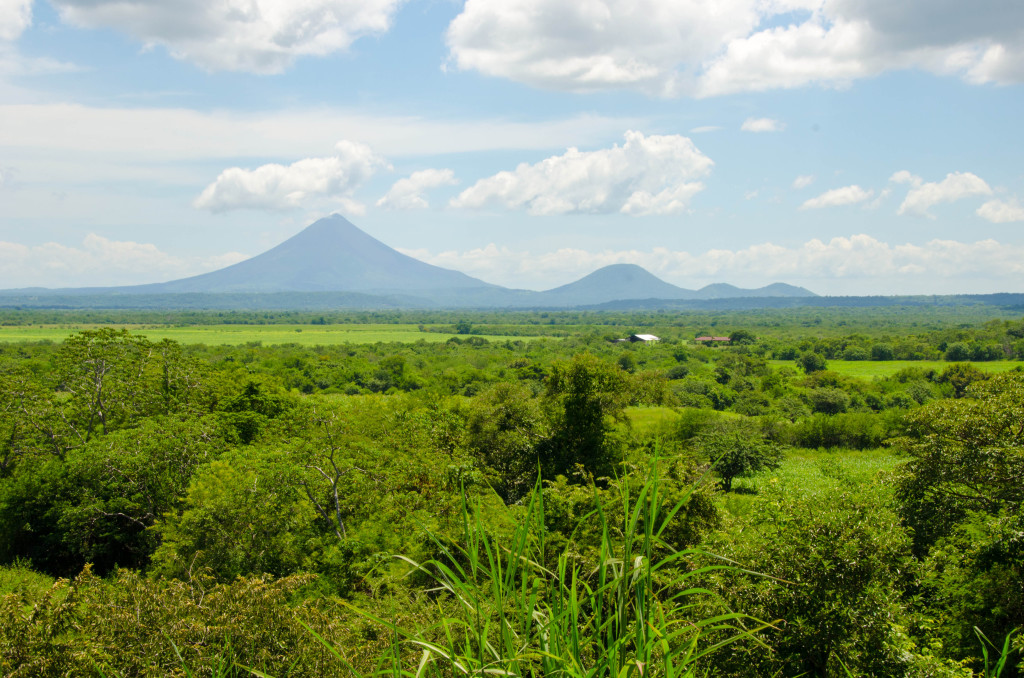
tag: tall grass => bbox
[323,460,767,677]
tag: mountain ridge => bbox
[0,215,818,308]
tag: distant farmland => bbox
[0,324,552,346]
[769,359,1021,378]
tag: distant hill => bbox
[536,264,694,306]
[532,264,816,306]
[694,282,817,299]
[0,214,820,309]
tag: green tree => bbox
[465,382,547,503]
[798,352,828,374]
[894,373,1024,672]
[729,329,757,345]
[696,427,783,492]
[541,353,629,481]
[152,450,315,581]
[0,416,219,575]
[54,329,161,445]
[871,343,895,360]
[894,372,1024,553]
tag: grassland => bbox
[723,447,901,517]
[769,358,1021,379]
[0,324,548,346]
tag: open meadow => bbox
[0,323,543,346]
[770,358,1021,378]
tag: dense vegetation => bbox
[0,308,1021,677]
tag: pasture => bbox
[769,358,1021,379]
[0,323,544,346]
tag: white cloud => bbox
[446,0,761,96]
[977,198,1024,223]
[49,0,404,73]
[194,141,388,213]
[0,234,249,288]
[403,234,1024,294]
[800,184,873,209]
[377,168,457,210]
[897,171,992,217]
[744,190,759,200]
[689,125,722,134]
[792,174,815,189]
[446,0,1024,97]
[0,0,32,41]
[741,117,784,132]
[450,130,712,216]
[890,170,923,187]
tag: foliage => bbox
[541,353,630,481]
[1,315,1023,677]
[695,426,783,492]
[894,372,1024,552]
[337,461,757,678]
[702,480,926,678]
[464,381,547,503]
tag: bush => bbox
[799,352,828,373]
[789,412,893,450]
[842,346,870,361]
[809,387,851,414]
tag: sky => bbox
[0,0,1022,296]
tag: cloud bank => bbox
[0,234,248,288]
[450,130,712,216]
[402,234,1024,294]
[446,0,1024,97]
[48,0,405,73]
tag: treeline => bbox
[0,326,1020,676]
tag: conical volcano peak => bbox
[141,214,495,294]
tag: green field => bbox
[0,324,550,346]
[723,447,901,517]
[770,358,1021,379]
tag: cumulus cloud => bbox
[377,168,457,210]
[741,117,784,132]
[0,234,249,288]
[897,171,992,217]
[445,0,1024,97]
[800,184,873,209]
[793,174,815,189]
[450,130,712,216]
[977,198,1024,223]
[403,234,1024,294]
[194,140,388,213]
[49,0,404,73]
[0,0,32,41]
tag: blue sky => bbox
[0,0,1022,294]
